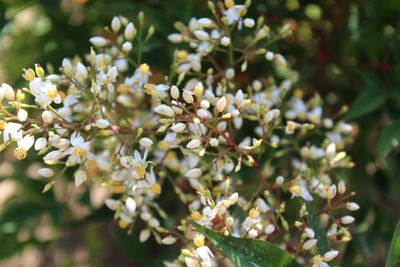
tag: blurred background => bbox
[0,0,399,266]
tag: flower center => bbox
[134,165,146,178]
[151,183,162,195]
[139,63,149,74]
[14,147,27,160]
[73,147,86,158]
[47,88,58,99]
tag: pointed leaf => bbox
[344,88,385,121]
[305,202,329,254]
[386,220,400,267]
[377,121,400,159]
[193,223,299,267]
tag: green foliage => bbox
[386,220,400,267]
[193,223,299,267]
[305,202,329,254]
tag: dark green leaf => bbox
[344,88,385,121]
[305,202,329,254]
[193,223,299,267]
[377,121,400,159]
[386,220,400,267]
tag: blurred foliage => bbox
[0,0,399,266]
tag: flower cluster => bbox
[0,1,358,266]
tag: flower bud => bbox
[187,139,201,149]
[17,109,28,122]
[340,215,355,224]
[225,68,235,79]
[155,104,175,117]
[171,123,186,133]
[111,16,121,32]
[42,110,53,124]
[216,96,227,112]
[302,239,317,250]
[338,181,346,194]
[244,18,255,28]
[89,36,109,47]
[345,202,360,211]
[139,137,153,148]
[125,197,136,213]
[265,51,275,61]
[74,170,87,187]
[323,250,339,261]
[185,168,202,178]
[35,64,45,78]
[124,23,135,41]
[38,168,54,178]
[1,83,15,100]
[95,119,110,129]
[194,30,210,41]
[220,36,231,46]
[171,85,180,99]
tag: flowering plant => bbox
[0,1,360,266]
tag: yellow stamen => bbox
[151,183,162,195]
[14,147,27,160]
[193,234,205,248]
[139,63,150,74]
[118,219,129,229]
[134,165,146,178]
[47,88,58,100]
[73,147,86,158]
[191,211,202,221]
[224,0,235,9]
[159,140,170,151]
[249,208,260,219]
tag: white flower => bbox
[17,135,34,151]
[194,246,214,265]
[224,5,245,25]
[290,180,313,201]
[89,36,109,47]
[155,104,175,117]
[74,170,87,187]
[187,139,201,149]
[3,122,23,143]
[29,78,61,107]
[38,168,54,177]
[65,132,91,164]
[76,63,88,83]
[185,168,202,178]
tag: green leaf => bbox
[386,220,400,267]
[305,202,329,254]
[377,121,400,159]
[344,88,385,121]
[193,223,299,267]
